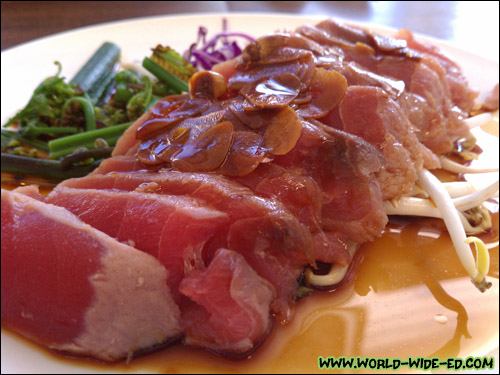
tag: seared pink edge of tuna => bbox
[12,185,44,200]
[112,110,151,157]
[61,242,182,361]
[1,189,182,361]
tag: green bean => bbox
[48,122,132,158]
[142,57,189,94]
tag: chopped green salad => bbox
[1,42,196,183]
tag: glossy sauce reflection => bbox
[6,207,496,373]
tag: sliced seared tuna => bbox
[58,171,312,320]
[47,186,230,305]
[180,249,274,355]
[1,189,182,361]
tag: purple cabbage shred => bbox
[183,18,254,70]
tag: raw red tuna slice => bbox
[46,186,230,305]
[111,110,151,157]
[235,163,323,229]
[44,186,281,354]
[58,171,312,320]
[274,119,388,242]
[91,155,158,175]
[180,248,274,355]
[482,83,499,111]
[234,163,350,266]
[312,231,350,265]
[1,189,181,361]
[338,85,422,200]
[395,28,478,113]
[299,19,471,155]
[12,184,44,200]
[60,171,313,262]
[319,62,441,170]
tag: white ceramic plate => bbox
[1,13,499,374]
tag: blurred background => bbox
[1,1,499,61]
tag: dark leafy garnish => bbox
[1,42,189,183]
[4,62,84,131]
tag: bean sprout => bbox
[464,112,498,130]
[305,243,358,287]
[417,170,491,292]
[439,157,499,174]
[453,180,499,210]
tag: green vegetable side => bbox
[1,41,195,184]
